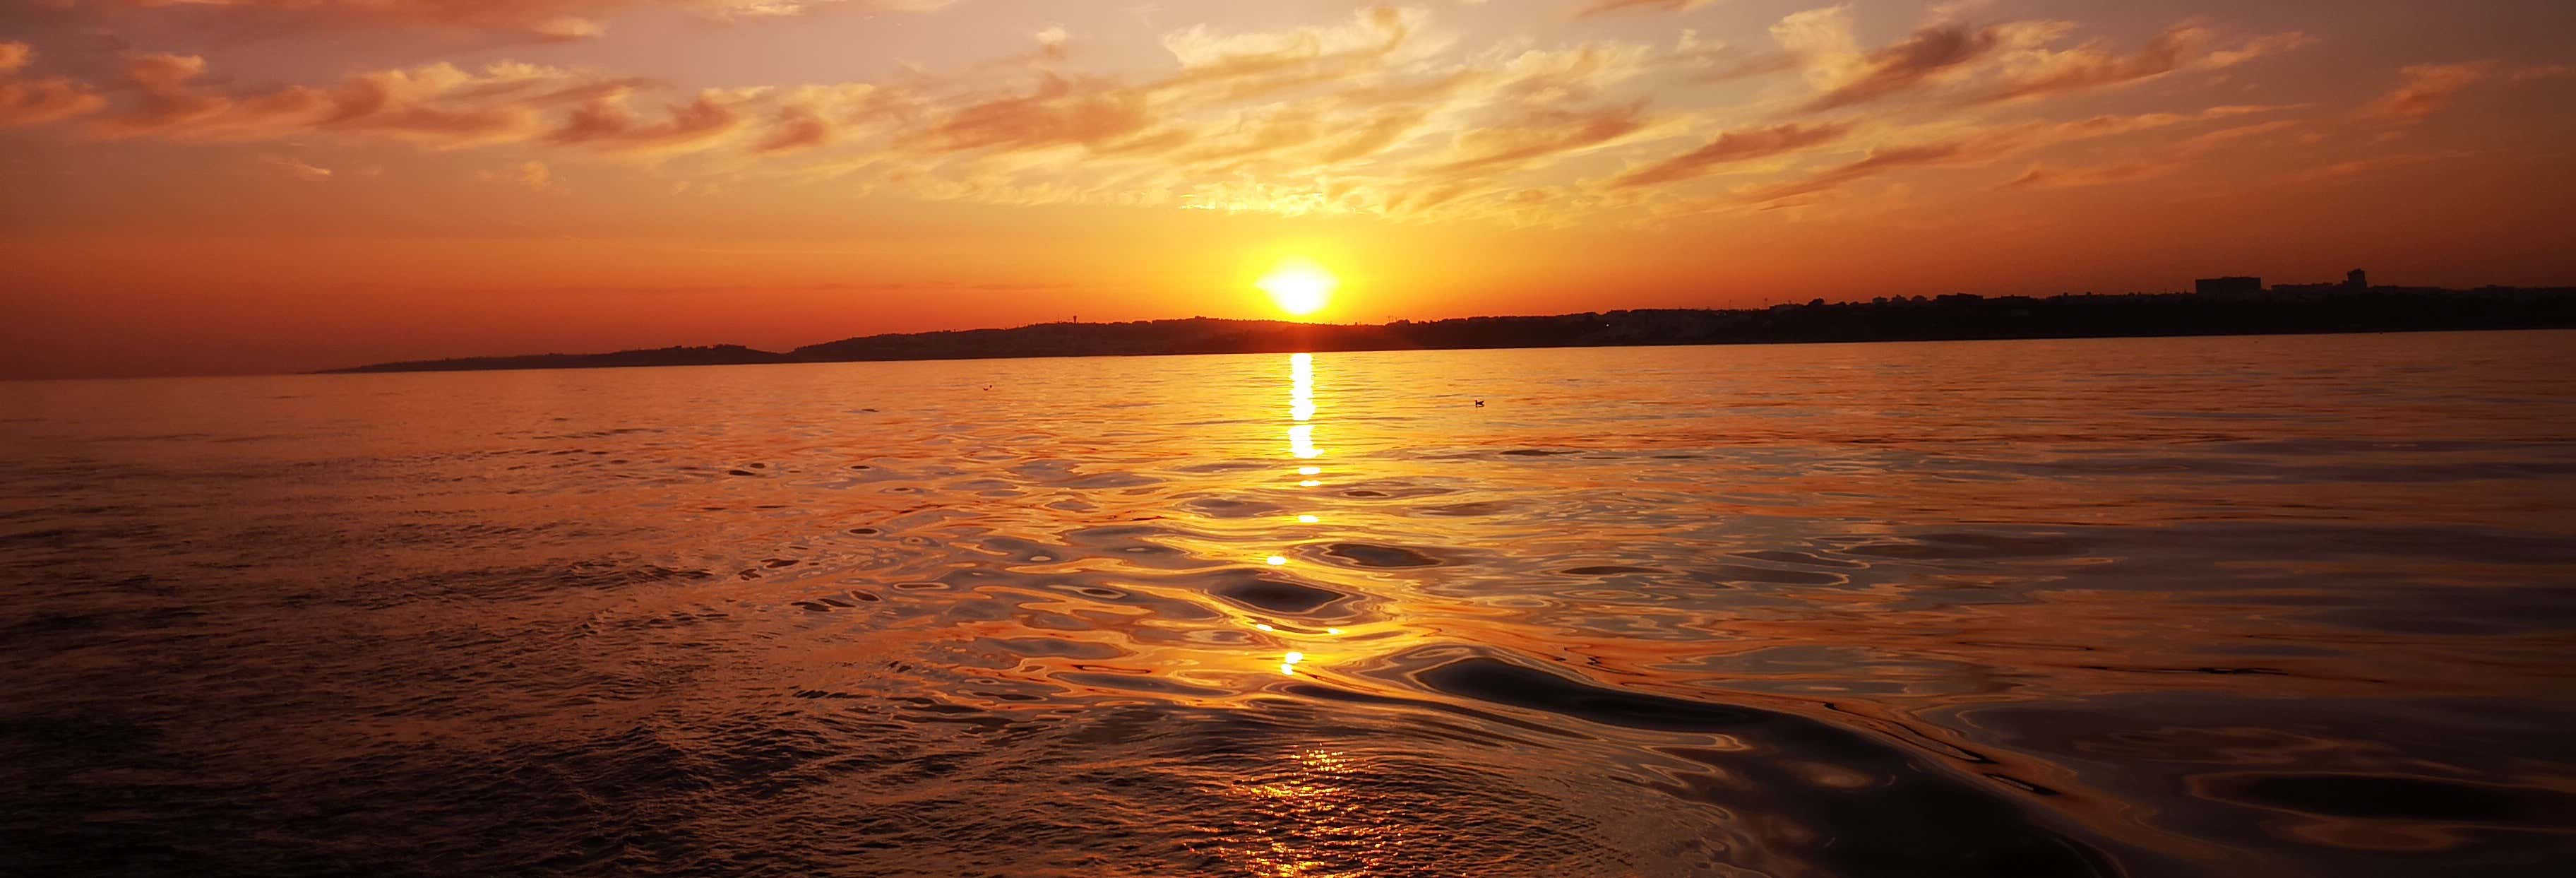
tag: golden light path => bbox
[1274,352,1324,675]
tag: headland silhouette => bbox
[326,283,2576,374]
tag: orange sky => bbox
[4,0,2572,378]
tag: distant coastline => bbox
[323,286,2576,374]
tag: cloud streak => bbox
[0,6,2536,227]
[0,42,105,126]
[63,0,960,41]
[1611,121,1850,188]
[2356,61,2495,124]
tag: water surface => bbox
[5,332,2575,876]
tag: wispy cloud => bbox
[1611,121,1850,188]
[2356,61,2496,124]
[1577,0,1724,18]
[62,0,960,42]
[1979,25,2310,105]
[0,5,2535,227]
[0,42,105,126]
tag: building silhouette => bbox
[2272,268,2375,296]
[2195,276,2263,297]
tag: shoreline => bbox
[321,287,2576,376]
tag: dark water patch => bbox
[1415,657,1771,732]
[1055,672,1229,698]
[1055,583,1133,601]
[1175,459,1275,473]
[1409,657,2123,877]
[1415,500,1520,517]
[1733,549,1867,569]
[1061,525,1203,569]
[2195,643,2340,658]
[986,637,1128,660]
[1281,682,1580,741]
[1695,564,1846,586]
[607,608,732,629]
[1320,542,1445,569]
[2284,584,2576,636]
[1335,483,1455,500]
[1849,531,2092,561]
[1179,497,1284,519]
[1215,580,1349,615]
[1563,565,1661,575]
[1058,471,1161,489]
[974,535,1071,565]
[1500,449,1579,456]
[2080,665,2295,677]
[2197,773,2571,824]
[0,711,163,759]
[2165,523,2576,566]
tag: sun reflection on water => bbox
[1272,352,1339,680]
[1287,425,1320,459]
[1212,746,1428,878]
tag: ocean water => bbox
[4,331,2574,877]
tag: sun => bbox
[1258,258,1338,317]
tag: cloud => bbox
[0,42,105,126]
[2171,119,2304,155]
[66,0,960,41]
[1155,6,1436,102]
[1979,25,2310,105]
[1743,140,1981,203]
[1799,22,2008,112]
[2003,160,2179,190]
[917,74,1157,153]
[1611,121,1850,188]
[551,87,761,153]
[1577,0,1723,18]
[90,54,578,144]
[756,104,831,152]
[479,159,564,191]
[2356,61,2496,124]
[1739,105,2292,204]
[1760,11,2309,114]
[0,7,2446,228]
[2283,150,2463,184]
[263,155,332,182]
[1431,102,1654,177]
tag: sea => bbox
[4,331,2573,877]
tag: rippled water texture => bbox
[6,332,2575,877]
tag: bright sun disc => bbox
[1259,259,1337,316]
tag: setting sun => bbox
[1258,259,1338,317]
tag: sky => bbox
[3,0,2572,378]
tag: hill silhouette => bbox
[324,286,2576,374]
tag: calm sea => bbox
[5,332,2574,877]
